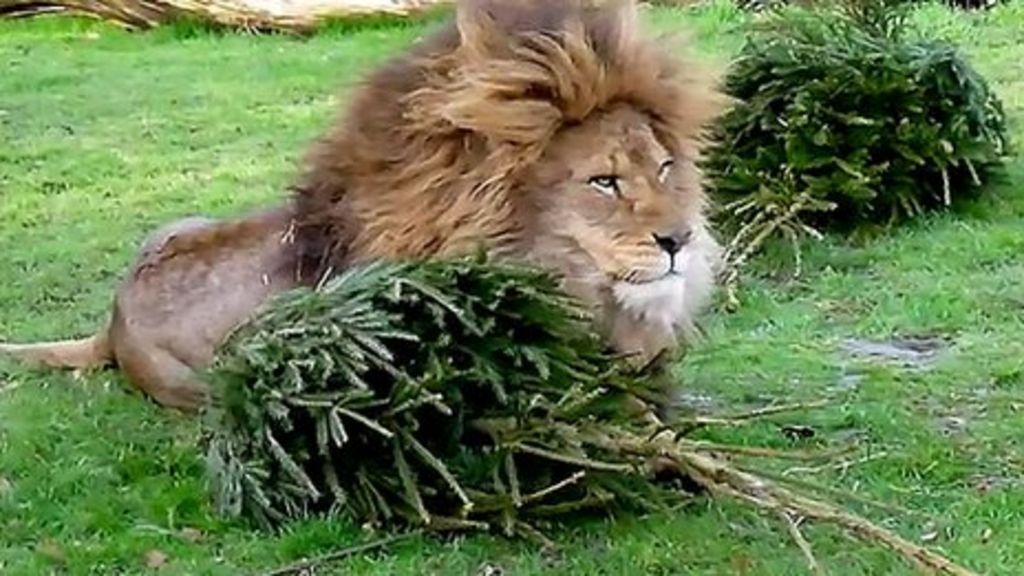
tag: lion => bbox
[0,0,725,414]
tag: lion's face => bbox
[526,105,703,283]
[521,105,721,361]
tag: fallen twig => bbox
[783,451,891,477]
[781,510,826,576]
[259,530,422,576]
[680,439,858,462]
[676,399,831,428]
[727,399,832,421]
[519,471,587,505]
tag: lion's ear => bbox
[455,0,502,59]
[456,0,601,58]
[593,0,638,63]
[611,0,638,48]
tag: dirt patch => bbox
[840,335,949,370]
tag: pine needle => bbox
[520,471,587,505]
[401,430,473,513]
[335,407,394,439]
[513,443,634,473]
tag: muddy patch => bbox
[936,415,970,437]
[839,335,950,370]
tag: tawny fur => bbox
[1,205,301,410]
[0,334,112,369]
[1,0,725,412]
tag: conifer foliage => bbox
[201,256,675,533]
[703,0,1009,277]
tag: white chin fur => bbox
[612,275,689,331]
[611,231,718,336]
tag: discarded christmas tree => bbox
[200,255,978,575]
[201,255,677,533]
[702,0,1009,303]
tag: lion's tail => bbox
[0,332,113,369]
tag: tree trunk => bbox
[0,0,453,33]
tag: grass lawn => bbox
[1,1,1023,574]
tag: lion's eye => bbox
[658,158,675,183]
[588,175,621,197]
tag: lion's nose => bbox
[652,230,692,255]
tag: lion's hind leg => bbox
[113,335,208,412]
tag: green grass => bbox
[1,2,1023,574]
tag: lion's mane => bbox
[291,0,723,282]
